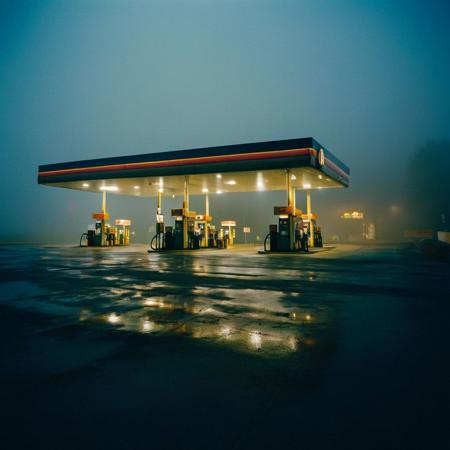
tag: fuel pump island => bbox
[37,137,349,252]
[78,190,132,248]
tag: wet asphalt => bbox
[0,243,449,450]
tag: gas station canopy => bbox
[38,137,349,196]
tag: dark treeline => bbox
[405,140,450,231]
[334,139,450,241]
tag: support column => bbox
[228,225,233,247]
[101,191,107,246]
[307,190,314,248]
[285,169,294,250]
[286,169,293,207]
[157,189,162,212]
[156,189,163,248]
[183,176,189,211]
[205,191,209,247]
[183,176,189,248]
[292,186,296,213]
[102,190,106,214]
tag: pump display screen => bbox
[279,219,289,236]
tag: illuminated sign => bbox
[318,148,325,166]
[115,219,131,226]
[92,212,109,221]
[243,227,251,233]
[341,211,364,220]
[221,221,236,227]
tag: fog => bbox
[1,0,449,244]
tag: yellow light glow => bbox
[305,314,312,321]
[341,211,364,220]
[107,313,120,323]
[202,188,209,193]
[225,180,236,185]
[249,331,262,350]
[144,298,165,308]
[216,174,222,179]
[82,183,90,188]
[256,173,265,191]
[100,186,119,192]
[142,319,154,332]
[216,190,223,194]
[303,183,311,189]
[219,326,232,337]
[133,185,140,190]
[288,336,298,351]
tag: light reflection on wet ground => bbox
[0,245,342,356]
[1,243,449,450]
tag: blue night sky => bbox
[1,0,449,242]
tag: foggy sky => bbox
[1,0,449,243]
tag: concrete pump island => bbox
[37,137,350,253]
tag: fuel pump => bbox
[301,214,323,247]
[80,190,110,247]
[115,219,131,246]
[264,206,306,252]
[209,225,217,248]
[90,212,109,246]
[263,170,324,253]
[165,176,198,250]
[220,221,236,247]
[81,214,132,247]
[217,228,225,249]
[277,212,295,251]
[151,209,210,251]
[194,214,213,248]
[150,190,166,251]
[170,208,197,249]
[149,176,219,252]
